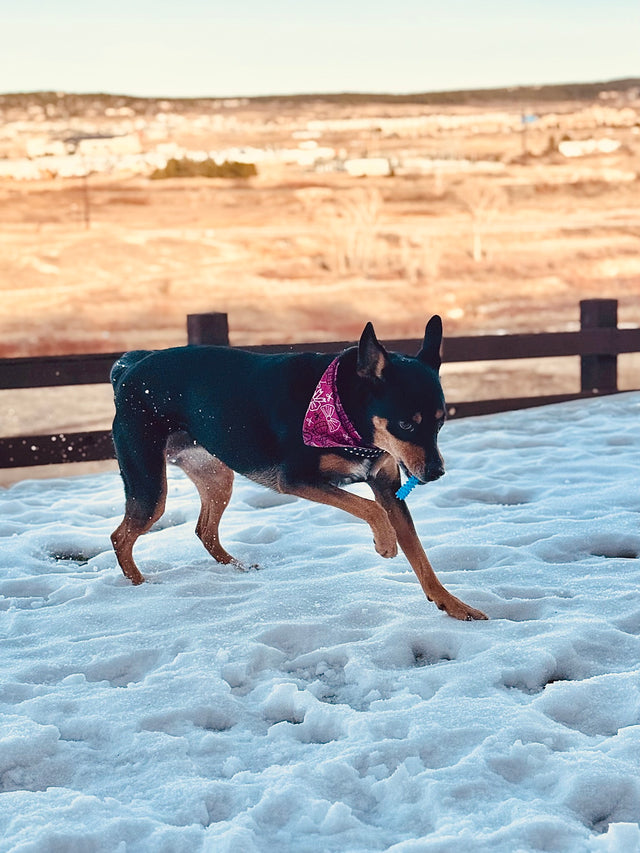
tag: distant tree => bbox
[457,180,505,262]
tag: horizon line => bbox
[1,75,638,103]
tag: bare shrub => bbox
[310,187,383,276]
[457,179,505,262]
[299,187,439,281]
[150,158,257,179]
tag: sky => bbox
[1,0,638,99]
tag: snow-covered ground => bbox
[1,394,640,853]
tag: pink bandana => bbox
[303,357,371,449]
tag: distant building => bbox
[26,138,67,158]
[558,138,621,158]
[343,158,392,177]
[66,133,142,157]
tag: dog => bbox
[110,316,487,621]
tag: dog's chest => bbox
[319,452,377,486]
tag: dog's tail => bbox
[110,350,152,389]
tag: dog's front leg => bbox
[369,460,487,621]
[277,480,398,559]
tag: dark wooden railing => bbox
[1,299,638,469]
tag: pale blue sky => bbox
[1,0,638,98]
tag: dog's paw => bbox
[434,594,488,621]
[231,559,261,572]
[123,569,145,585]
[373,524,398,559]
[375,540,398,559]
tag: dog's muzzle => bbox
[423,462,445,482]
[402,460,445,483]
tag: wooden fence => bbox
[1,299,638,470]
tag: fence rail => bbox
[1,299,638,469]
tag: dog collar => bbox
[303,357,383,457]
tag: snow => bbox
[1,393,640,853]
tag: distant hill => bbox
[252,78,640,107]
[1,78,638,116]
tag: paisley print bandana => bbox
[302,357,367,449]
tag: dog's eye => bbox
[398,420,415,433]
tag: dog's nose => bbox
[424,462,445,482]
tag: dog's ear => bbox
[357,322,388,381]
[417,315,443,372]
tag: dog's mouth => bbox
[399,461,420,482]
[399,460,445,484]
[424,463,445,482]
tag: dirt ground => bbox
[2,168,639,354]
[1,97,639,483]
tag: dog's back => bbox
[110,350,153,389]
[111,345,328,475]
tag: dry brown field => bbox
[1,96,639,482]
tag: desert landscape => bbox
[1,82,639,479]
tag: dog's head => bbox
[355,316,447,483]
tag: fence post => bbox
[580,299,618,394]
[187,312,230,346]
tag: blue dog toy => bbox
[396,475,420,500]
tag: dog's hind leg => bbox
[166,433,237,565]
[111,418,168,585]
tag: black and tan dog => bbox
[110,317,487,621]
